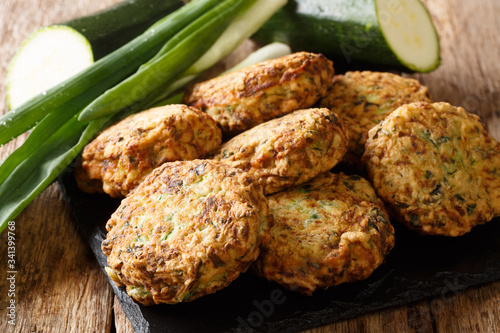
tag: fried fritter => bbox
[183,52,334,136]
[211,108,348,195]
[320,71,432,166]
[102,160,272,305]
[75,104,222,197]
[363,102,500,236]
[253,172,395,295]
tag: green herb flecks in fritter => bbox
[363,102,500,236]
[184,52,334,136]
[253,172,395,295]
[211,108,348,195]
[320,71,431,166]
[75,104,222,197]
[102,160,272,305]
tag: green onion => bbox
[185,0,288,76]
[221,42,291,74]
[0,116,106,234]
[0,0,222,146]
[151,0,289,105]
[0,0,289,233]
[153,41,292,107]
[0,88,162,234]
[78,0,256,121]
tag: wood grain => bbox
[0,1,119,333]
[114,297,136,333]
[0,0,499,332]
[411,0,500,141]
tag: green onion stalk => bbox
[0,0,288,234]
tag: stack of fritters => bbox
[75,51,500,304]
[75,104,222,197]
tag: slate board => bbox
[58,169,500,333]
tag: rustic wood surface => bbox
[0,0,499,332]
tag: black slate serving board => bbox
[58,169,500,333]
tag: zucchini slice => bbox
[6,0,184,110]
[6,26,93,110]
[376,0,440,71]
[252,0,440,72]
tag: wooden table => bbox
[1,0,499,332]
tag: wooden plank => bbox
[406,0,500,331]
[0,1,120,332]
[1,0,499,332]
[410,0,500,140]
[432,281,500,332]
[0,185,115,333]
[303,301,433,333]
[114,297,136,333]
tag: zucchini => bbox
[0,0,287,234]
[6,26,94,110]
[6,0,184,110]
[0,0,219,146]
[78,0,255,121]
[252,0,440,72]
[62,0,184,60]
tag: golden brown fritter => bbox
[75,104,222,198]
[488,148,500,216]
[211,108,348,195]
[183,52,334,136]
[363,102,500,236]
[253,172,395,295]
[102,160,272,305]
[320,71,432,166]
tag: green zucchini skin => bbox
[252,0,405,70]
[63,0,184,59]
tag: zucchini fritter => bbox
[253,172,395,295]
[363,102,500,236]
[75,104,222,197]
[211,108,348,195]
[102,160,272,305]
[320,71,432,166]
[183,52,334,136]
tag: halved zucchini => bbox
[252,0,440,72]
[6,26,93,110]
